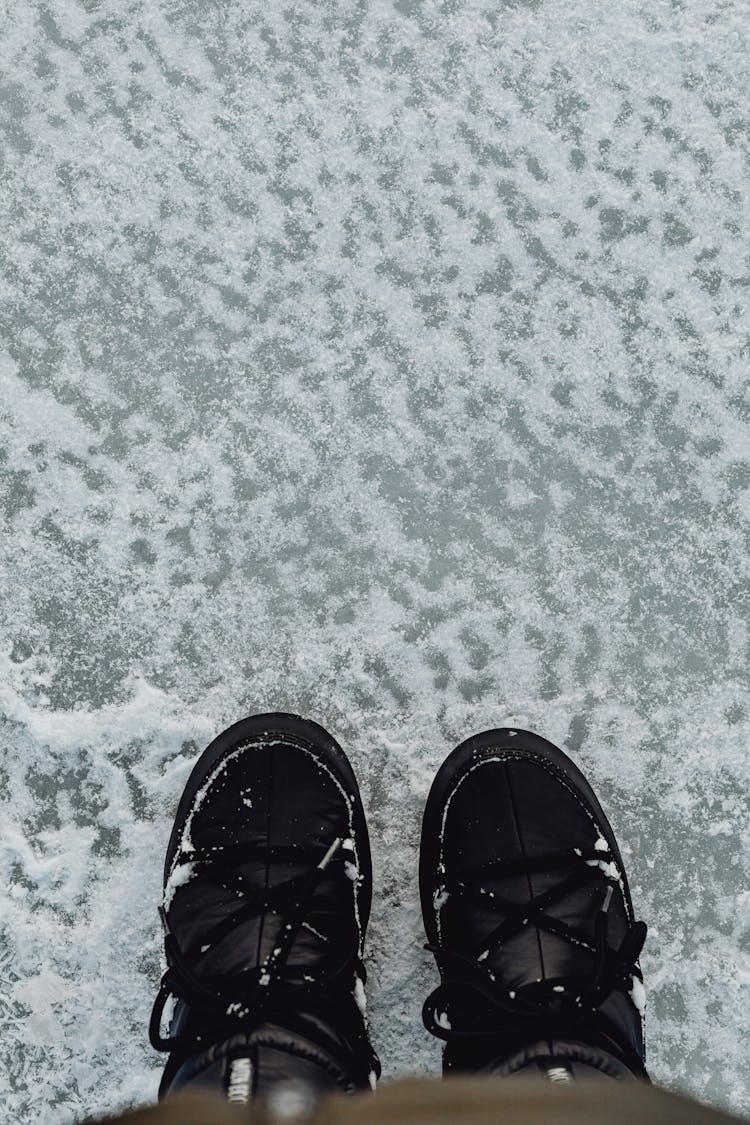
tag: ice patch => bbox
[3,3,750,1116]
[435,1011,451,1031]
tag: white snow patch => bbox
[161,993,176,1035]
[353,975,368,1016]
[585,858,621,881]
[436,1011,451,1030]
[433,887,450,910]
[629,977,647,1015]
[12,970,69,1045]
[163,861,196,909]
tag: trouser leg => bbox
[84,1075,747,1125]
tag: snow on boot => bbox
[149,713,380,1104]
[419,728,649,1082]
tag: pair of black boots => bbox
[150,714,649,1106]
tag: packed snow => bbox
[1,1,749,1121]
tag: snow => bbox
[433,887,450,911]
[630,976,648,1016]
[159,994,176,1038]
[162,861,196,910]
[1,0,749,1121]
[586,857,624,884]
[353,976,368,1018]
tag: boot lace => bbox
[423,844,648,1076]
[150,836,380,1087]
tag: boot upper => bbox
[150,714,380,1097]
[420,729,648,1078]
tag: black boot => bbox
[420,728,649,1082]
[149,713,380,1106]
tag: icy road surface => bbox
[1,1,749,1120]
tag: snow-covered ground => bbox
[1,1,749,1120]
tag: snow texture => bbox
[0,0,749,1121]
